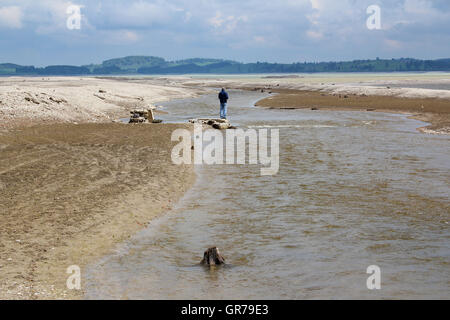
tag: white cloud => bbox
[208,11,248,34]
[0,6,23,29]
[306,30,323,40]
[1,0,450,65]
[98,29,140,44]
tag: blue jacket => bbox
[218,90,229,103]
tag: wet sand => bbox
[254,89,450,134]
[84,89,450,300]
[0,123,194,299]
[0,76,203,299]
[146,73,450,134]
[1,74,449,299]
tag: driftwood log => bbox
[200,247,226,266]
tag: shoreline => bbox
[0,76,207,130]
[252,89,450,134]
[135,74,450,134]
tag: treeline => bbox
[1,57,450,76]
[0,64,90,75]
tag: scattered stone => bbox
[190,118,231,130]
[25,97,40,104]
[213,122,230,130]
[129,109,159,124]
[99,90,106,93]
[311,107,319,111]
[49,97,66,104]
[367,108,376,111]
[93,94,106,100]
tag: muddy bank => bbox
[254,89,450,134]
[0,123,194,299]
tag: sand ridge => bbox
[0,77,206,129]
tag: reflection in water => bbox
[85,90,450,300]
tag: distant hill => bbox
[1,56,450,76]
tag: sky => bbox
[0,0,449,66]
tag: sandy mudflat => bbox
[0,123,195,299]
[0,74,448,299]
[0,77,205,299]
[254,89,450,134]
[0,76,206,130]
[168,74,450,134]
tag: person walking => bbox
[218,88,229,119]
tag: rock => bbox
[94,94,106,100]
[213,122,231,130]
[49,97,66,104]
[99,90,106,93]
[201,247,225,266]
[25,97,40,104]
[129,109,155,124]
[189,118,232,130]
[148,109,155,122]
[311,107,318,111]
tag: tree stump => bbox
[201,247,226,266]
